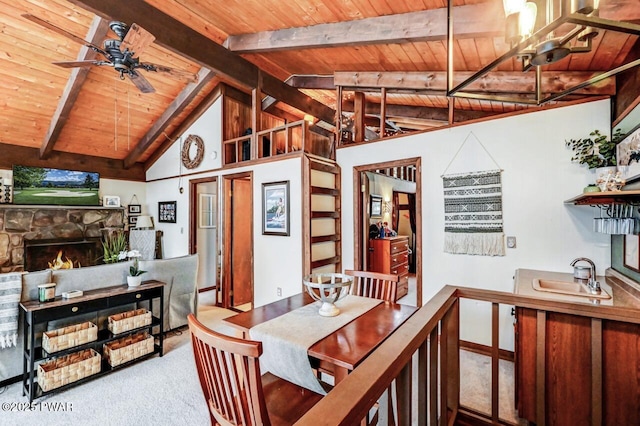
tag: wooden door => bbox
[223,174,253,309]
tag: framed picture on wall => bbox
[370,195,383,218]
[616,124,640,183]
[128,215,138,226]
[103,195,120,207]
[624,234,640,272]
[158,201,177,223]
[128,204,141,215]
[262,181,289,236]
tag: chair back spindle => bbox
[344,270,399,302]
[188,314,270,426]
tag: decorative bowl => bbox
[302,273,353,317]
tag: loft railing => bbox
[296,285,639,425]
[222,120,333,166]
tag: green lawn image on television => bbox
[12,166,100,206]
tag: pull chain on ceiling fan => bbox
[22,14,198,94]
[113,77,132,152]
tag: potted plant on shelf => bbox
[566,128,623,168]
[566,128,624,190]
[127,250,146,287]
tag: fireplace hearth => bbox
[24,238,103,272]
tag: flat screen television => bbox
[12,165,100,206]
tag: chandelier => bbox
[447,0,640,105]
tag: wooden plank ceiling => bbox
[0,0,638,178]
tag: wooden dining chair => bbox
[344,270,400,303]
[187,314,323,426]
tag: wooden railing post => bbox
[396,362,412,426]
[536,311,546,426]
[429,328,438,425]
[491,302,500,422]
[440,298,460,424]
[417,339,428,425]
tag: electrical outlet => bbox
[277,287,282,297]
[506,236,517,249]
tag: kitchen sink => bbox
[532,279,611,299]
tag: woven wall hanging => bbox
[441,133,505,256]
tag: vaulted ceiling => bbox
[0,0,639,180]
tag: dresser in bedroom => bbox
[368,236,409,299]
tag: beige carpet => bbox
[0,301,525,425]
[459,350,527,425]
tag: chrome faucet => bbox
[570,257,601,294]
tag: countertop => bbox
[514,268,640,313]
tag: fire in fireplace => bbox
[48,250,79,270]
[24,238,103,272]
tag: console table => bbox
[20,280,165,402]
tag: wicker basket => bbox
[37,349,101,392]
[108,308,152,334]
[42,322,98,353]
[103,332,154,367]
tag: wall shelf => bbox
[564,190,640,205]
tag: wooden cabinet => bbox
[368,236,409,299]
[515,307,640,425]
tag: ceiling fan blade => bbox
[121,23,155,56]
[139,62,199,83]
[22,14,109,57]
[52,60,103,68]
[128,70,155,93]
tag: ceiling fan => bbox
[23,14,198,93]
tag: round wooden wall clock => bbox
[181,134,205,169]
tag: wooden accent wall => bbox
[223,97,251,141]
[516,307,640,425]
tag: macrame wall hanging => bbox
[441,132,505,256]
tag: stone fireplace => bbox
[0,206,124,272]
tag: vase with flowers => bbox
[126,250,146,287]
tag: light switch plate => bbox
[506,236,517,248]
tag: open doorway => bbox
[354,158,421,307]
[190,177,219,305]
[222,172,254,311]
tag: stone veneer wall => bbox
[0,207,124,272]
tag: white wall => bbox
[100,178,147,212]
[146,98,304,307]
[338,99,612,350]
[146,99,223,181]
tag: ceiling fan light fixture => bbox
[530,38,571,66]
[109,21,129,39]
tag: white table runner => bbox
[249,295,382,394]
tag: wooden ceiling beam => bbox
[144,80,223,170]
[40,16,110,159]
[0,143,145,181]
[333,71,615,96]
[225,3,504,53]
[341,101,495,123]
[67,0,336,124]
[123,67,215,169]
[613,38,640,127]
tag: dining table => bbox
[223,292,418,393]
